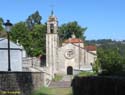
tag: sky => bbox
[0,0,125,40]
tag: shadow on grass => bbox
[67,93,72,95]
[32,87,73,95]
[33,93,72,95]
[32,92,49,95]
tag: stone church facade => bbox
[46,12,97,77]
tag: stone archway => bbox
[67,66,73,75]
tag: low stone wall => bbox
[0,72,44,95]
[71,76,125,95]
[22,57,40,67]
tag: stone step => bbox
[49,81,71,88]
[61,75,73,81]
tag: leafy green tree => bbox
[97,48,123,74]
[86,39,125,58]
[58,21,87,43]
[29,24,46,56]
[10,22,31,54]
[92,59,101,73]
[10,21,46,57]
[26,11,42,30]
[0,17,3,31]
[0,17,6,37]
[10,11,45,57]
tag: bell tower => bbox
[47,11,58,34]
[46,11,58,78]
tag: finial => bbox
[51,10,54,16]
[16,39,19,45]
[72,32,76,38]
[50,4,54,16]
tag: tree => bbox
[0,17,6,37]
[97,48,123,74]
[10,21,46,57]
[58,21,87,43]
[10,11,45,57]
[10,22,33,56]
[26,11,42,30]
[28,24,46,56]
[92,59,101,73]
[0,17,3,31]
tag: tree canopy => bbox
[26,11,42,30]
[58,21,87,43]
[0,18,7,38]
[10,22,46,57]
[0,17,3,31]
[87,39,125,74]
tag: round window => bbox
[64,49,74,59]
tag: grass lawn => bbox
[32,87,72,95]
[78,71,97,77]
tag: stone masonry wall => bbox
[0,72,44,95]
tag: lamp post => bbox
[4,20,13,71]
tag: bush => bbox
[98,48,123,75]
[92,59,101,73]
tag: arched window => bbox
[50,24,54,33]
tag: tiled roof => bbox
[64,38,83,43]
[85,45,96,51]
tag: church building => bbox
[46,11,97,77]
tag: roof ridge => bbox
[64,38,83,43]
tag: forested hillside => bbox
[86,39,125,58]
[86,39,125,74]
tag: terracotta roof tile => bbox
[85,45,96,51]
[64,38,83,43]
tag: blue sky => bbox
[0,0,125,40]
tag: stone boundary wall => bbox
[22,57,40,67]
[0,72,44,95]
[71,76,125,95]
[22,57,41,71]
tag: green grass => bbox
[78,71,97,77]
[32,87,72,95]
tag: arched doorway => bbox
[67,66,73,75]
